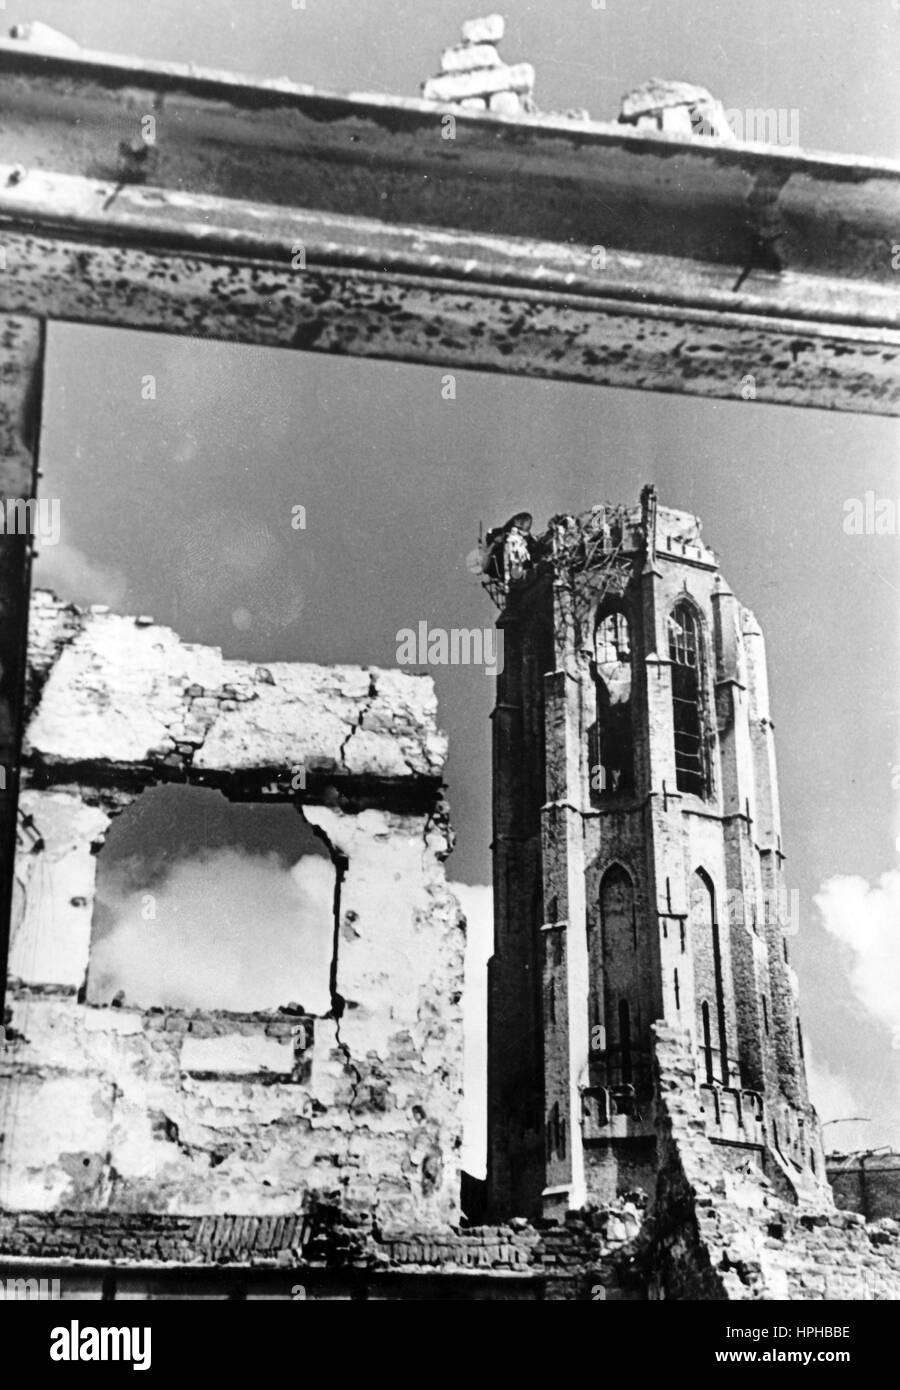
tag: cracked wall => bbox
[0,591,464,1241]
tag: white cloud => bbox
[805,1045,873,1153]
[810,870,900,1153]
[33,539,128,610]
[89,848,335,1014]
[451,881,493,1180]
[814,870,900,1040]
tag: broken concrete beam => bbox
[440,43,501,73]
[460,14,504,44]
[422,62,534,104]
[24,591,447,785]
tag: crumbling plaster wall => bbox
[23,591,446,782]
[1,591,464,1235]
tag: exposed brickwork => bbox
[4,1024,897,1299]
[649,1025,900,1300]
[827,1152,900,1222]
[0,1202,648,1300]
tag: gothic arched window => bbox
[594,610,631,665]
[690,868,730,1086]
[668,599,709,797]
[588,864,650,1100]
[591,607,633,797]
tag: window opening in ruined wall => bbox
[83,784,335,1014]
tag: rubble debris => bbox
[422,14,535,115]
[618,78,735,139]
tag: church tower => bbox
[485,487,825,1219]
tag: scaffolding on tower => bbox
[477,506,640,618]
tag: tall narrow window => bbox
[547,1101,567,1159]
[619,999,632,1085]
[691,869,731,1087]
[591,864,651,1098]
[591,607,634,797]
[701,1002,714,1084]
[668,600,708,797]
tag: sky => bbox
[87,786,335,1015]
[16,0,900,1167]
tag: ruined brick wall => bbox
[0,1201,650,1299]
[650,1026,900,1300]
[421,14,536,115]
[828,1153,900,1222]
[6,991,897,1296]
[0,591,465,1249]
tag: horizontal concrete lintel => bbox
[1,37,898,283]
[0,168,896,411]
[25,758,444,796]
[0,166,897,329]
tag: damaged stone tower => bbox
[487,487,826,1220]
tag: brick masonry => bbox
[3,1026,899,1298]
[650,1025,900,1299]
[827,1152,900,1223]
